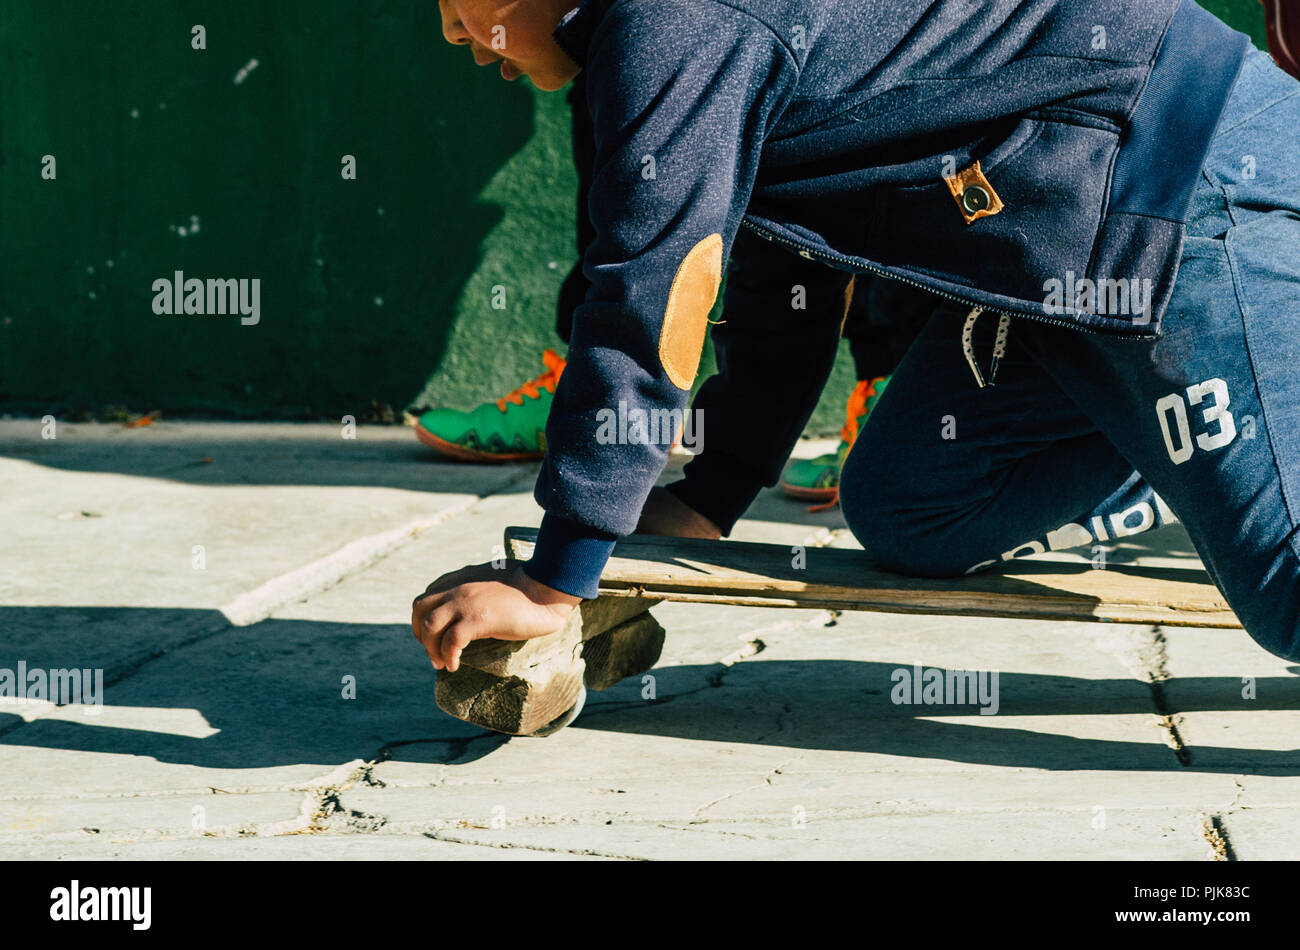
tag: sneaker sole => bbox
[414,423,545,463]
[779,480,839,502]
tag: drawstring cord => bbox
[961,308,1012,388]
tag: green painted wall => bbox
[0,0,539,419]
[0,0,1269,430]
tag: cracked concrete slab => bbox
[2,423,1292,859]
[1158,626,1300,768]
[1215,806,1300,859]
[1149,625,1300,858]
[641,604,1184,771]
[408,809,1215,860]
[0,610,476,797]
[0,790,306,839]
[0,420,526,609]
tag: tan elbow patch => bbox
[659,233,723,390]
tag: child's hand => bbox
[411,563,579,673]
[636,486,723,539]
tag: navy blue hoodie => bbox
[522,0,1251,599]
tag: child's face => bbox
[439,0,581,91]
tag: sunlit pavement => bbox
[2,420,1297,860]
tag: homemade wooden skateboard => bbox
[433,526,1240,737]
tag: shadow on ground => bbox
[1,607,1296,775]
[0,424,1209,561]
[0,430,537,494]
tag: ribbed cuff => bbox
[665,453,767,536]
[522,513,619,600]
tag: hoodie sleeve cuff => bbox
[664,452,767,536]
[522,513,619,600]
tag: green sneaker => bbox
[780,375,890,504]
[415,349,566,462]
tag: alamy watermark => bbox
[0,661,103,714]
[50,880,151,930]
[891,663,1000,715]
[595,400,703,453]
[152,271,260,325]
[1043,271,1153,326]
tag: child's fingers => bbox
[426,605,461,668]
[410,592,442,645]
[439,622,475,673]
[411,601,426,643]
[413,599,455,669]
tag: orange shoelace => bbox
[838,376,884,445]
[808,376,888,513]
[496,348,567,412]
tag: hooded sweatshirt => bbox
[523,0,1251,598]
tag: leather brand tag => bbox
[944,161,1004,225]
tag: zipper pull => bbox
[962,308,987,388]
[962,308,1013,388]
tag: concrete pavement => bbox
[1,419,1297,860]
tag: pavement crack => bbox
[691,761,790,820]
[285,761,388,835]
[421,830,645,860]
[1225,777,1248,812]
[707,637,766,687]
[1142,627,1191,766]
[203,734,509,838]
[1199,814,1237,861]
[309,786,388,834]
[1150,692,1190,766]
[1095,623,1191,767]
[662,822,761,840]
[704,609,836,688]
[753,702,793,743]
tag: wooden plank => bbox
[505,527,1239,629]
[435,592,665,735]
[581,612,666,691]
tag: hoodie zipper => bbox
[739,220,1160,341]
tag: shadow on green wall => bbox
[0,0,532,418]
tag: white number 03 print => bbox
[1154,378,1237,466]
